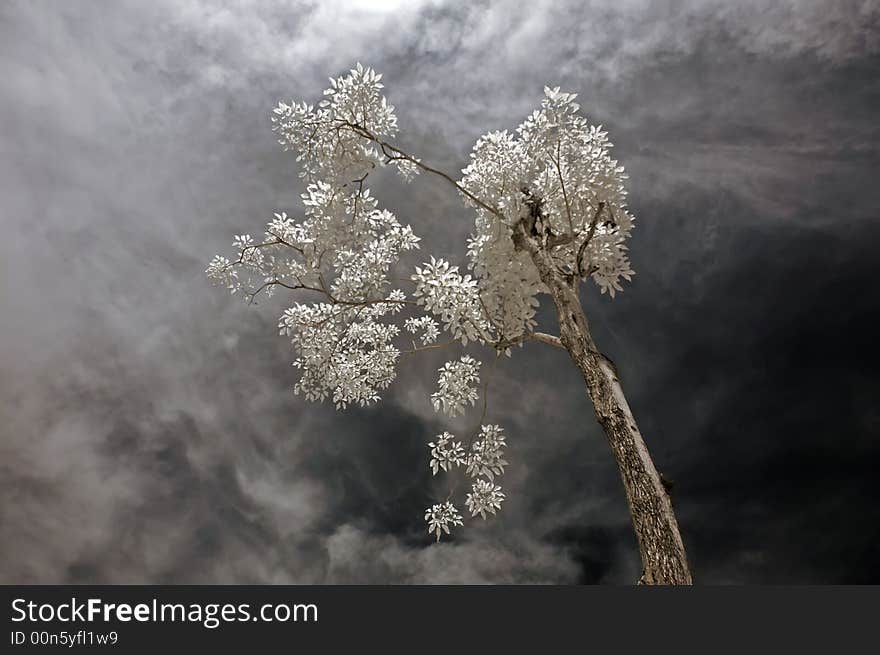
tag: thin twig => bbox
[554,139,575,238]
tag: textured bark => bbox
[513,222,693,585]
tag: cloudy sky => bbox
[1,0,878,584]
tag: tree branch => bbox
[335,120,505,221]
[531,332,564,349]
[576,201,605,278]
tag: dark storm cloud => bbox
[1,0,878,583]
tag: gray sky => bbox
[1,0,879,583]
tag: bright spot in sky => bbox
[348,0,413,12]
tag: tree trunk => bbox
[513,224,693,585]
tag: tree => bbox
[206,63,692,585]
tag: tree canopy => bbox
[207,63,636,541]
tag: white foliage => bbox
[271,62,415,185]
[279,300,403,409]
[467,424,508,481]
[412,257,492,346]
[466,480,506,519]
[205,255,240,294]
[431,355,481,417]
[425,502,463,541]
[461,84,636,315]
[427,432,466,475]
[403,315,439,345]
